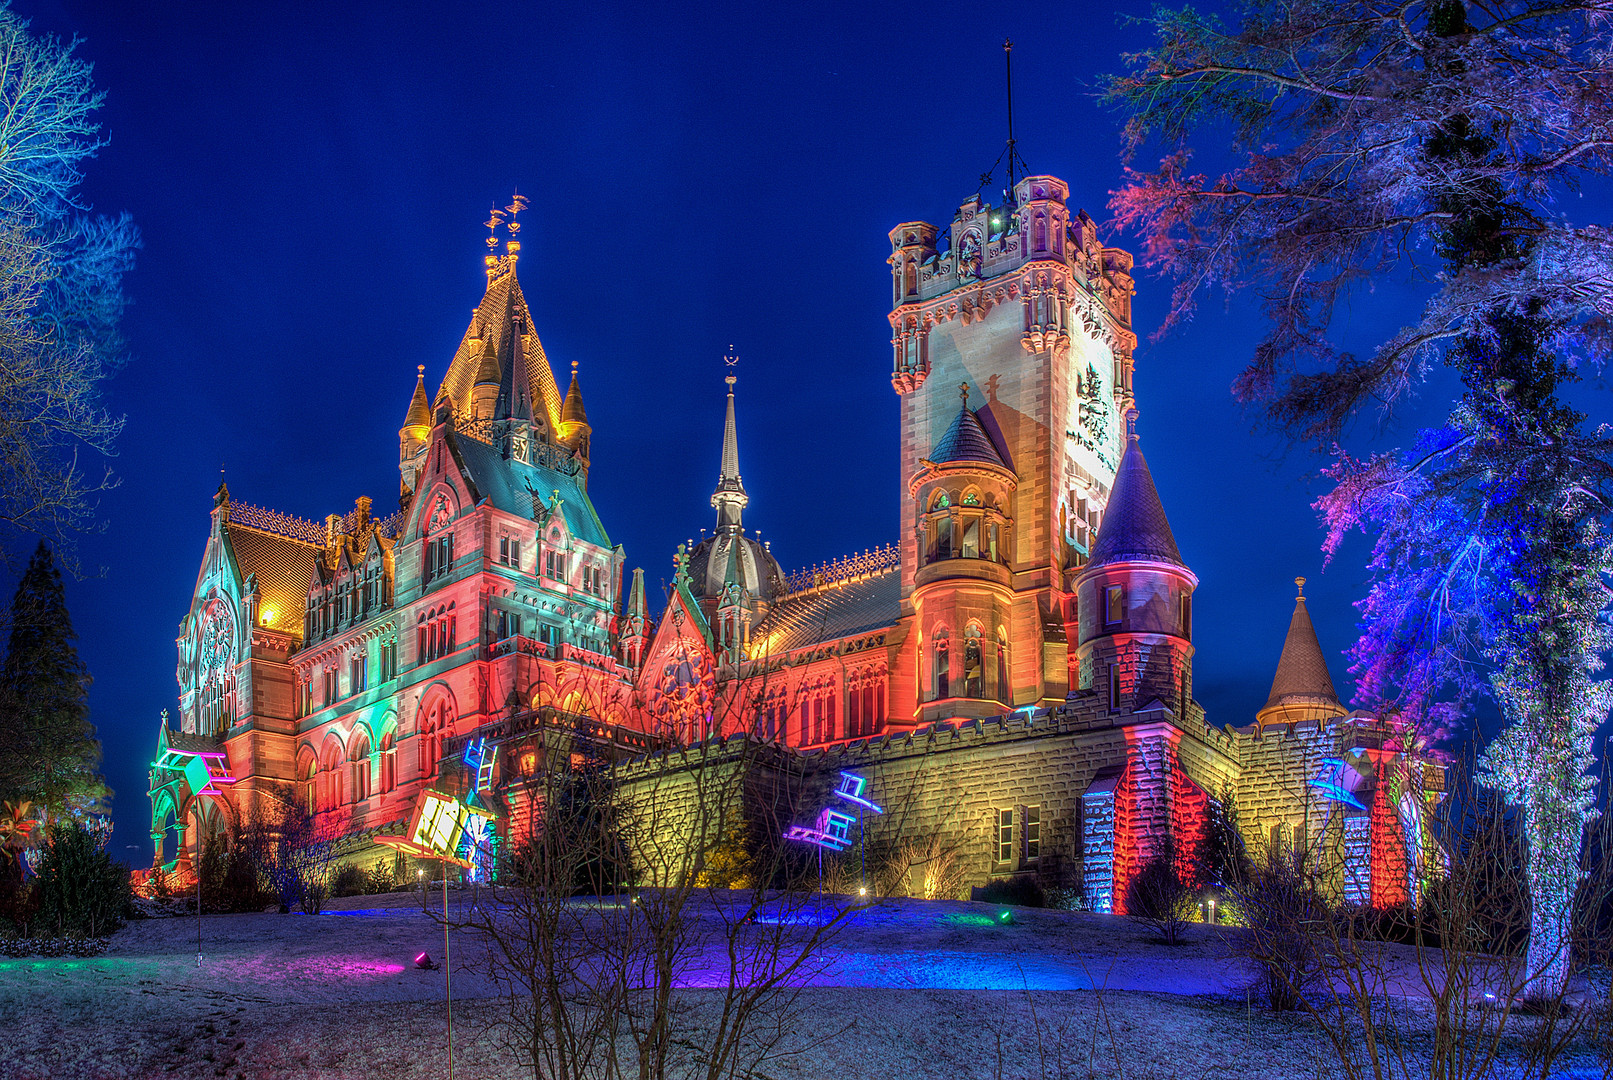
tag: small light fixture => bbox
[414,952,433,969]
[997,909,1013,925]
[858,886,867,897]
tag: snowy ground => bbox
[1,891,1604,1079]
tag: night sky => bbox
[14,1,1606,859]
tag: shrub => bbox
[199,833,270,913]
[974,876,1045,908]
[330,862,367,898]
[1124,848,1196,945]
[1226,842,1329,1011]
[363,857,395,894]
[33,822,130,939]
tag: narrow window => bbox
[1180,593,1192,640]
[997,808,1014,863]
[499,536,510,565]
[1105,585,1123,626]
[1107,663,1120,711]
[1025,805,1041,862]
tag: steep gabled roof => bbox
[436,268,563,429]
[1265,581,1341,711]
[224,523,318,635]
[1088,435,1183,568]
[930,401,1008,469]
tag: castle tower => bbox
[911,382,1019,719]
[398,365,431,498]
[1072,432,1197,718]
[1256,576,1345,729]
[889,176,1137,720]
[558,361,591,477]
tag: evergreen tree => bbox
[0,540,105,818]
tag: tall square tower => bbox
[889,176,1137,720]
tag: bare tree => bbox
[0,5,138,566]
[1107,0,1613,995]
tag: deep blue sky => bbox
[15,1,1604,858]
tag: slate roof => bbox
[1265,594,1340,710]
[686,532,786,602]
[436,271,563,431]
[1088,436,1184,568]
[750,566,900,655]
[224,523,318,635]
[930,403,1008,468]
[452,432,611,550]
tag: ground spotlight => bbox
[415,951,434,969]
[997,909,1013,925]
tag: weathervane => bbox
[484,204,505,250]
[505,190,528,234]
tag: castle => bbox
[147,175,1441,911]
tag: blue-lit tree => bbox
[1108,0,1613,993]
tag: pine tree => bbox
[0,540,105,818]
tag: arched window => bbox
[419,696,451,780]
[318,738,344,812]
[932,630,950,701]
[298,751,318,816]
[1034,212,1047,252]
[379,731,396,793]
[349,730,371,802]
[848,673,863,738]
[963,625,983,699]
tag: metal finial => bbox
[505,190,528,234]
[960,381,970,407]
[724,346,738,387]
[1296,576,1307,599]
[484,204,505,250]
[416,364,425,376]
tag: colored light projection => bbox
[1309,756,1368,810]
[784,771,883,851]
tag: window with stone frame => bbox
[996,807,1014,863]
[1024,804,1041,862]
[1107,662,1120,711]
[1105,584,1124,626]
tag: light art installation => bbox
[152,743,236,799]
[784,807,858,851]
[377,790,491,868]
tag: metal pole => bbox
[443,864,453,1080]
[1003,38,1017,191]
[194,807,202,967]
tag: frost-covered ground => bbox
[0,891,1603,1080]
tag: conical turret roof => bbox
[1264,578,1340,711]
[473,334,501,388]
[495,314,533,422]
[930,388,1007,468]
[562,364,588,425]
[404,365,431,428]
[1088,435,1183,567]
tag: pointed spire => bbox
[711,372,749,532]
[404,365,431,428]
[495,313,532,422]
[627,566,647,622]
[473,333,501,389]
[1263,576,1341,713]
[561,360,588,425]
[1088,432,1184,568]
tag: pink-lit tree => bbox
[1108,0,1613,994]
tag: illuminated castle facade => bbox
[147,179,1441,911]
